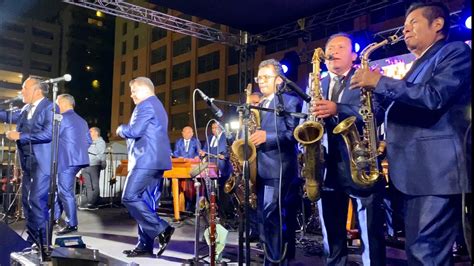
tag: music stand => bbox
[98,146,120,208]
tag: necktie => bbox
[27,104,35,119]
[210,137,217,147]
[185,140,189,152]
[330,76,344,102]
[259,99,268,108]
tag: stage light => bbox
[280,50,300,81]
[465,16,471,29]
[230,120,240,130]
[282,64,289,73]
[92,79,100,89]
[354,43,361,53]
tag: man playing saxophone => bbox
[309,33,386,265]
[350,2,471,264]
[251,59,302,265]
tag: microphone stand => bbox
[1,103,17,224]
[210,98,306,266]
[44,82,62,261]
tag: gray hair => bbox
[258,59,284,77]
[26,76,49,95]
[58,93,75,107]
[90,126,101,136]
[129,77,155,93]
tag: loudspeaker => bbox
[0,221,30,265]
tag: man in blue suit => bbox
[199,121,235,226]
[351,2,471,264]
[173,125,201,212]
[0,77,54,247]
[54,94,91,235]
[250,59,302,265]
[173,126,200,159]
[310,33,386,266]
[117,77,174,258]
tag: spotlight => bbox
[354,43,361,53]
[465,16,471,29]
[282,64,289,73]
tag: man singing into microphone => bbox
[0,77,54,250]
[117,77,174,257]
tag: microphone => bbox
[197,89,223,118]
[0,95,23,105]
[279,75,311,103]
[41,74,72,84]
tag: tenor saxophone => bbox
[293,48,330,201]
[224,83,258,209]
[333,34,402,187]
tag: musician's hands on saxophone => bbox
[349,67,383,90]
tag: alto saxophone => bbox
[224,83,258,209]
[333,34,402,187]
[293,48,330,201]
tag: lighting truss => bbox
[62,0,242,47]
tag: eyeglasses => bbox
[254,75,277,83]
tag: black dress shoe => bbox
[55,225,78,235]
[156,226,175,257]
[122,248,153,257]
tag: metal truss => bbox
[62,0,242,47]
[252,0,405,43]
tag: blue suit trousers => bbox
[55,166,81,226]
[21,155,51,244]
[122,168,169,250]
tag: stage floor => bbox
[7,206,471,265]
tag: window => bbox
[150,69,166,86]
[0,36,24,50]
[197,79,219,98]
[122,22,127,35]
[227,74,240,95]
[171,113,190,131]
[31,43,52,56]
[196,109,214,128]
[198,38,213,48]
[150,46,167,65]
[121,41,126,55]
[1,21,25,33]
[87,18,103,27]
[0,54,22,67]
[228,47,239,66]
[134,21,139,28]
[133,35,139,50]
[156,92,165,103]
[119,102,124,116]
[31,60,51,72]
[120,81,125,96]
[172,36,191,57]
[120,61,126,75]
[170,86,190,106]
[32,27,54,40]
[132,56,138,71]
[178,13,192,21]
[152,27,167,42]
[198,51,220,74]
[172,61,190,81]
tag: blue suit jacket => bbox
[57,109,91,172]
[202,133,232,178]
[117,96,172,171]
[257,93,302,180]
[322,69,386,193]
[374,40,471,195]
[173,137,201,158]
[0,98,54,175]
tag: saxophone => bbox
[293,48,329,201]
[224,84,258,209]
[333,34,402,187]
